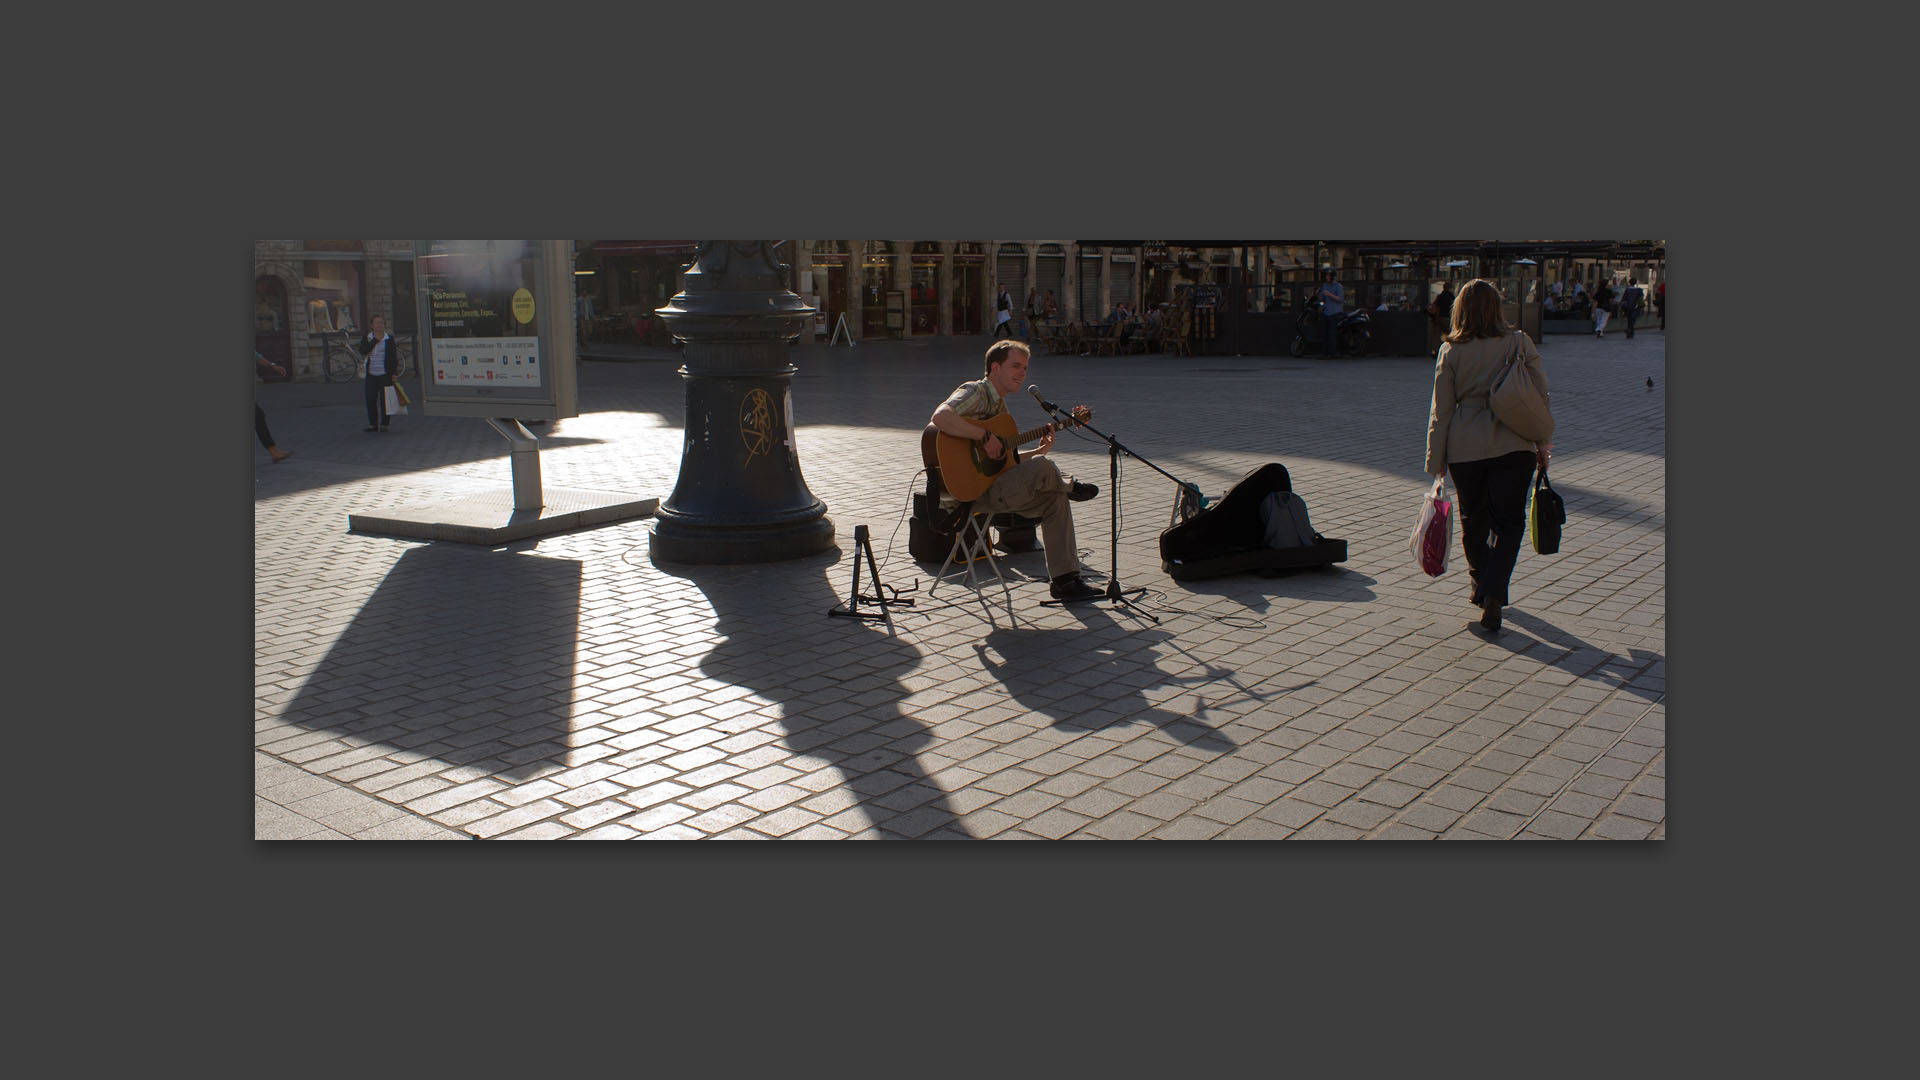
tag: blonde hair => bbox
[1444,279,1510,344]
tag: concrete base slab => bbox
[348,487,658,545]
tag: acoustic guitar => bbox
[923,405,1094,504]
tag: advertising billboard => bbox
[414,240,578,420]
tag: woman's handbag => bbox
[1529,468,1565,555]
[1489,334,1554,442]
[1411,477,1453,577]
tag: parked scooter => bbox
[1289,295,1373,357]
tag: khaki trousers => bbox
[975,455,1082,580]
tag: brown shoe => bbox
[269,447,292,463]
[1049,574,1102,602]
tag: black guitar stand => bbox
[828,524,916,623]
[1035,403,1182,625]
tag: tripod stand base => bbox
[825,524,912,623]
[1040,583,1156,621]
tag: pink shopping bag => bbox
[1411,477,1453,577]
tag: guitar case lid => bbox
[1159,462,1347,581]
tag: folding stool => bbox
[928,504,1013,609]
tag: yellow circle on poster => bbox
[512,288,536,324]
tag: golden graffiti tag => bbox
[739,387,774,462]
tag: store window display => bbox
[306,297,335,332]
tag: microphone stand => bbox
[1034,395,1166,623]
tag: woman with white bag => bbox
[356,314,398,433]
[1424,279,1554,634]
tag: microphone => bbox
[1028,386,1061,413]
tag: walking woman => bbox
[1591,279,1614,338]
[1424,279,1554,634]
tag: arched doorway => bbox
[254,275,291,382]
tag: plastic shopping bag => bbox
[392,381,412,408]
[1411,477,1453,577]
[384,384,406,416]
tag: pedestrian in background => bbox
[357,314,398,432]
[1317,267,1345,356]
[1427,280,1455,357]
[993,284,1014,340]
[255,351,292,463]
[1619,276,1644,339]
[1591,280,1614,338]
[1424,279,1554,635]
[1654,279,1665,328]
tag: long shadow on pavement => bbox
[973,608,1247,753]
[1162,565,1378,616]
[276,543,581,783]
[664,555,966,839]
[1489,609,1665,703]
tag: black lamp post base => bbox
[648,513,835,565]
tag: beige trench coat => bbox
[1424,330,1552,476]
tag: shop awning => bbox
[591,241,699,256]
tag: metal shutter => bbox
[1110,260,1134,309]
[1035,256,1064,310]
[995,255,1025,304]
[1079,255,1102,320]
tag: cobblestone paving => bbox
[255,331,1666,839]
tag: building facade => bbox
[256,241,1665,378]
[254,240,416,383]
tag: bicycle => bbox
[315,331,414,383]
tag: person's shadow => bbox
[661,552,965,838]
[972,604,1305,752]
[1489,608,1665,703]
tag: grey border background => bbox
[39,6,1814,1063]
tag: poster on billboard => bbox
[414,240,577,420]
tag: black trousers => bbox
[1448,449,1537,608]
[255,404,277,449]
[364,371,393,427]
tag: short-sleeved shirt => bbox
[1320,281,1344,315]
[942,378,1006,423]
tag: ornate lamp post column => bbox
[649,241,835,564]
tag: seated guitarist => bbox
[928,340,1102,602]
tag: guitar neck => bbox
[1006,415,1083,448]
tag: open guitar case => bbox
[1159,462,1347,582]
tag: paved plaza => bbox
[254,329,1666,840]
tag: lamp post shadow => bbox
[663,556,967,839]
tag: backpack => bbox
[1260,490,1320,548]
